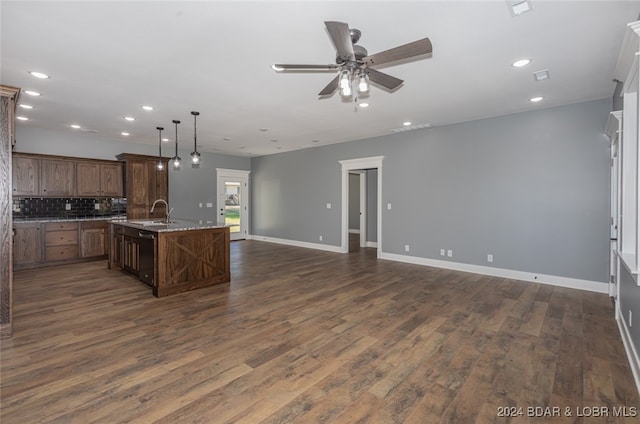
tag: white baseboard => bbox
[379,252,608,294]
[349,229,360,234]
[365,241,378,248]
[249,235,343,253]
[617,308,640,398]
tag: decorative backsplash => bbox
[12,197,127,219]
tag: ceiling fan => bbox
[272,21,432,98]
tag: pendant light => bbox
[171,119,181,169]
[156,126,164,171]
[190,111,201,167]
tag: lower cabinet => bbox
[13,220,109,270]
[45,222,78,262]
[80,221,108,258]
[13,223,42,267]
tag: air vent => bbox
[533,69,550,81]
[391,123,432,133]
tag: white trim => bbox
[365,241,378,248]
[359,172,367,248]
[249,235,343,253]
[379,252,608,294]
[339,156,383,257]
[617,308,640,398]
[216,168,251,241]
[349,229,360,234]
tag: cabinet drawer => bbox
[46,245,78,262]
[45,222,78,232]
[46,230,78,246]
[82,220,107,230]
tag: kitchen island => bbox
[109,219,230,297]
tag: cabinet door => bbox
[13,224,42,265]
[149,160,168,220]
[12,156,40,196]
[76,162,101,196]
[80,221,107,258]
[100,163,123,197]
[41,159,75,196]
[127,160,150,219]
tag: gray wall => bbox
[619,266,640,356]
[348,173,360,230]
[251,98,611,284]
[13,127,250,221]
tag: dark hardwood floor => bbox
[1,239,638,423]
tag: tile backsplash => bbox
[12,197,127,219]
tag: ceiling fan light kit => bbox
[273,21,432,102]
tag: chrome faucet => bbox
[150,199,173,223]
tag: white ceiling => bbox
[1,1,638,157]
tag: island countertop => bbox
[111,218,229,232]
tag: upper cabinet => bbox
[12,153,123,198]
[12,155,40,196]
[76,161,123,197]
[40,159,75,196]
[116,153,168,220]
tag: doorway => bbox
[339,156,383,257]
[216,168,250,241]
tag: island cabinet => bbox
[116,153,168,220]
[109,222,230,297]
[76,161,123,197]
[12,223,42,267]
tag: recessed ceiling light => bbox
[141,105,154,111]
[223,137,232,142]
[19,104,34,109]
[403,121,412,126]
[70,124,81,129]
[311,139,320,143]
[258,128,268,132]
[270,139,278,142]
[124,116,135,121]
[162,137,169,142]
[121,132,130,136]
[24,90,41,96]
[359,102,370,108]
[512,59,531,68]
[529,96,543,103]
[29,71,50,79]
[16,116,29,121]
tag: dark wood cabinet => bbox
[12,156,40,196]
[12,223,42,266]
[76,161,123,197]
[41,159,75,196]
[116,153,169,220]
[44,222,78,262]
[80,221,108,258]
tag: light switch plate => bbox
[206,203,213,208]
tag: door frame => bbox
[339,156,383,256]
[216,168,251,240]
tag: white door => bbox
[216,169,250,241]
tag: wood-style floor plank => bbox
[1,239,638,423]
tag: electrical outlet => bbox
[440,249,445,256]
[387,203,392,210]
[487,254,493,263]
[326,203,331,209]
[404,245,410,252]
[94,203,100,210]
[319,235,323,241]
[206,203,213,208]
[65,203,71,211]
[630,310,633,328]
[447,249,453,257]
[199,203,203,208]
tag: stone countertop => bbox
[13,214,128,223]
[111,218,229,233]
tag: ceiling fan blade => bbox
[363,38,432,67]
[365,68,404,90]
[318,75,339,96]
[273,64,339,71]
[324,21,355,62]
